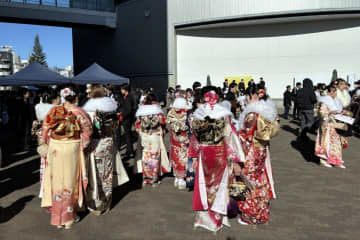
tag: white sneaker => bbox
[238,218,249,225]
[335,165,346,169]
[322,162,332,168]
[178,179,186,190]
[174,178,179,187]
[320,160,332,168]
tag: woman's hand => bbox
[233,163,242,176]
[191,158,198,170]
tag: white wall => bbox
[177,26,360,98]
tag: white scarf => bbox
[35,103,55,121]
[319,95,343,112]
[170,97,192,110]
[193,103,232,120]
[82,97,118,113]
[136,104,163,117]
[239,99,277,129]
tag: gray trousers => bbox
[300,109,314,131]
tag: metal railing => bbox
[2,0,115,12]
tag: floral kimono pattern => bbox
[167,108,189,179]
[238,113,278,225]
[86,110,120,213]
[41,105,92,226]
[88,137,114,212]
[315,104,347,166]
[136,113,167,184]
[191,116,242,232]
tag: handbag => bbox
[334,121,352,137]
[229,176,249,202]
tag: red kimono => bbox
[238,112,278,224]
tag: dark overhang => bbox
[175,8,360,37]
[0,1,117,28]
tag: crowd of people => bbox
[0,75,357,233]
[283,78,359,168]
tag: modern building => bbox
[0,46,13,77]
[70,0,360,98]
[54,66,74,78]
[2,1,360,98]
[0,45,28,77]
[0,45,24,76]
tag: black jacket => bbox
[296,79,317,110]
[283,91,292,106]
[291,88,299,103]
[238,82,245,90]
[119,93,137,120]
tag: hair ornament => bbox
[204,90,219,109]
[258,89,266,98]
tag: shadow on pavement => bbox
[0,156,40,198]
[281,124,299,136]
[1,151,37,168]
[111,173,143,210]
[291,139,320,164]
[0,195,35,224]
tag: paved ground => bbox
[0,118,359,240]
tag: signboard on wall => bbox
[224,76,252,88]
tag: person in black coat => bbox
[119,84,136,158]
[225,82,238,116]
[20,90,36,151]
[291,82,302,120]
[283,85,292,119]
[296,78,317,140]
[238,79,245,94]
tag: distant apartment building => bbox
[54,66,74,78]
[0,45,27,77]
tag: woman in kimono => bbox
[33,90,60,202]
[191,86,243,232]
[237,85,279,225]
[41,86,92,229]
[315,85,347,169]
[135,93,170,187]
[82,85,129,215]
[167,96,191,190]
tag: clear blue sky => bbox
[0,22,73,68]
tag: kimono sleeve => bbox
[77,109,93,149]
[188,134,200,158]
[254,115,279,141]
[41,107,56,145]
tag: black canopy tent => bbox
[0,62,71,86]
[71,63,129,85]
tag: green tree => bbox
[331,69,338,83]
[29,34,47,66]
[206,75,212,86]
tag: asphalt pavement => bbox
[0,118,359,240]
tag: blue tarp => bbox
[71,63,129,85]
[0,62,71,86]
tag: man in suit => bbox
[119,84,136,158]
[283,85,292,119]
[292,82,302,120]
[226,82,239,116]
[296,79,317,140]
[238,79,245,94]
